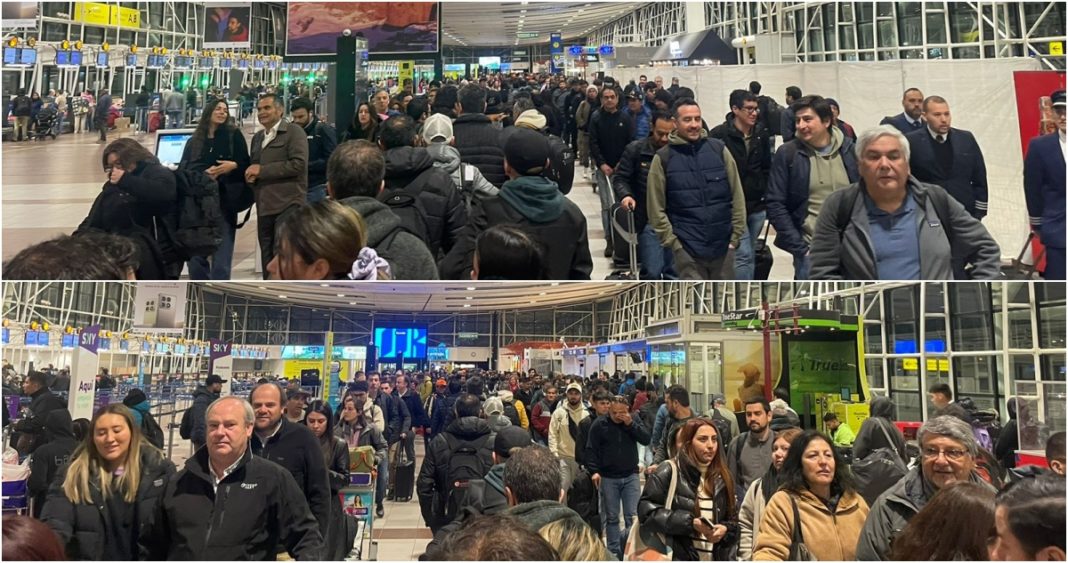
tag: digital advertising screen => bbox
[37,331,49,347]
[24,331,38,346]
[477,56,501,71]
[203,4,252,49]
[374,326,427,359]
[286,2,440,56]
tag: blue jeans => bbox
[376,455,389,507]
[136,107,149,132]
[187,217,236,280]
[166,110,182,129]
[596,169,615,245]
[639,224,677,280]
[794,251,812,280]
[734,210,767,280]
[601,473,641,560]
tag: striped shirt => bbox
[692,488,718,561]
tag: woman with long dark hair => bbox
[180,98,251,280]
[40,404,175,560]
[752,430,869,561]
[638,417,739,560]
[342,102,380,142]
[737,427,803,560]
[889,481,996,560]
[75,137,181,279]
[303,400,356,560]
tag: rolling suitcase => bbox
[391,440,416,502]
[754,220,774,281]
[606,202,640,280]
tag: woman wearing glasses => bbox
[752,430,869,561]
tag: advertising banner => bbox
[132,282,187,333]
[209,339,233,396]
[722,339,781,412]
[322,332,334,404]
[286,2,440,56]
[204,4,251,49]
[549,33,562,74]
[70,325,101,420]
[398,61,414,92]
[1,2,38,29]
[783,338,859,413]
[1013,70,1066,273]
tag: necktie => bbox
[937,135,945,144]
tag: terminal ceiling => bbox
[440,2,643,46]
[208,282,627,313]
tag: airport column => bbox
[332,33,358,135]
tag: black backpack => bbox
[544,134,575,195]
[709,409,734,451]
[179,406,193,439]
[442,433,494,523]
[502,401,521,427]
[13,96,30,115]
[381,178,432,248]
[758,96,783,137]
[170,168,224,260]
[141,412,165,449]
[851,419,908,506]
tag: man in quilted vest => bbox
[646,99,747,279]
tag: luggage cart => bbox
[2,429,31,516]
[342,471,378,561]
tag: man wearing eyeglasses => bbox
[856,415,997,561]
[711,89,773,281]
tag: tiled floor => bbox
[1,128,795,280]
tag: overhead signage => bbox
[132,282,187,333]
[517,32,539,39]
[70,325,101,420]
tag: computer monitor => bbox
[56,50,70,65]
[3,47,16,65]
[154,129,195,166]
[96,52,108,67]
[126,54,137,66]
[18,48,36,65]
[70,51,82,66]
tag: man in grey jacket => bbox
[856,415,997,560]
[809,125,1001,280]
[247,93,308,278]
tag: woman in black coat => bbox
[76,138,180,279]
[179,98,251,280]
[638,417,739,561]
[40,404,175,560]
[304,400,357,560]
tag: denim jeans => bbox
[794,251,812,280]
[166,110,183,129]
[187,217,236,280]
[638,224,677,280]
[601,473,641,560]
[376,454,389,507]
[595,169,616,245]
[734,210,768,280]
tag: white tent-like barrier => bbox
[608,57,1048,262]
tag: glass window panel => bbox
[1038,304,1066,349]
[877,2,895,18]
[952,46,980,58]
[878,19,899,47]
[1041,353,1066,382]
[858,23,875,49]
[856,3,874,23]
[926,13,947,43]
[866,357,886,390]
[954,355,997,396]
[898,15,922,47]
[891,390,922,422]
[864,323,884,354]
[1009,354,1038,395]
[1024,2,1067,38]
[890,357,921,392]
[949,3,980,42]
[839,25,857,50]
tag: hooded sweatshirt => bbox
[128,400,151,428]
[548,400,590,460]
[498,175,565,223]
[425,142,500,200]
[801,126,851,242]
[852,396,908,463]
[28,409,77,517]
[337,196,439,280]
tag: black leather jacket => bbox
[638,457,739,561]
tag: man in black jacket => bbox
[710,90,773,281]
[248,383,331,546]
[575,389,612,470]
[614,110,676,279]
[140,396,323,560]
[289,96,337,203]
[12,370,66,455]
[440,128,592,280]
[395,372,429,464]
[379,115,467,260]
[190,373,224,450]
[327,139,440,280]
[453,84,507,187]
[589,86,635,257]
[906,95,988,220]
[27,409,77,518]
[417,393,495,533]
[588,395,651,560]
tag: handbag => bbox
[624,460,677,561]
[852,419,908,506]
[787,495,817,561]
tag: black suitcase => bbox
[607,201,640,280]
[392,443,416,502]
[754,219,774,281]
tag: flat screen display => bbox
[199,57,213,68]
[126,54,137,66]
[96,52,108,67]
[220,58,232,69]
[3,47,16,65]
[477,56,500,70]
[61,334,77,349]
[154,131,194,165]
[17,48,35,65]
[286,2,440,56]
[98,337,110,351]
[70,51,82,65]
[55,50,70,65]
[37,331,49,346]
[374,327,427,359]
[1,328,8,345]
[253,59,264,69]
[24,331,38,346]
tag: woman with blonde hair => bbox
[40,404,175,560]
[266,199,392,280]
[538,515,612,561]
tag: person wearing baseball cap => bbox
[422,112,499,205]
[623,90,652,141]
[547,382,590,463]
[188,374,227,450]
[1023,89,1066,280]
[440,127,592,280]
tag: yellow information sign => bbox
[901,358,949,371]
[283,359,349,381]
[1051,41,1064,56]
[73,2,110,26]
[110,5,140,28]
[398,61,414,92]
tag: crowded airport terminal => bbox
[1,280,1066,560]
[0,1,1065,281]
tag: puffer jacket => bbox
[417,416,495,530]
[753,488,869,561]
[638,459,739,561]
[27,409,77,518]
[737,477,770,560]
[425,142,500,202]
[188,385,217,447]
[854,466,994,561]
[852,396,908,464]
[337,196,440,280]
[41,448,175,560]
[381,146,468,259]
[452,113,507,187]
